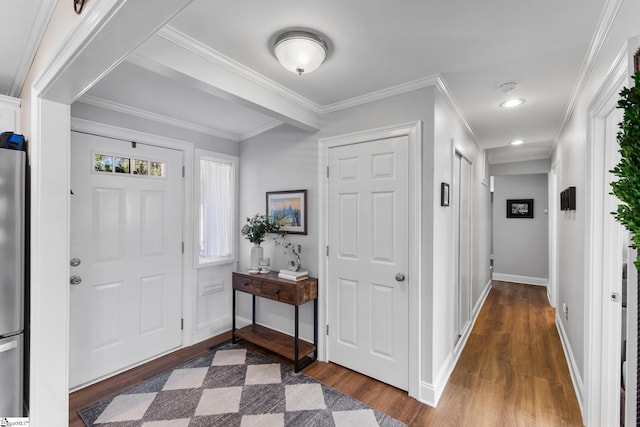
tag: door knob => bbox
[70,258,81,267]
[70,275,82,285]
[395,273,406,282]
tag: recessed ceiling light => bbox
[500,98,526,108]
[510,139,524,146]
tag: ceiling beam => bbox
[133,28,322,132]
[35,0,195,104]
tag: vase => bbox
[250,244,263,270]
[288,251,301,271]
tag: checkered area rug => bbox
[78,342,407,426]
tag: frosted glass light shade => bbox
[274,31,327,75]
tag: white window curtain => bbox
[199,157,234,261]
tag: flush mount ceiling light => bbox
[274,30,328,75]
[500,98,526,108]
[510,139,525,146]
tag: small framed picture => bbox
[266,189,307,234]
[506,199,534,218]
[441,182,450,207]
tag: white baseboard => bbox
[555,312,585,419]
[419,381,437,407]
[492,273,549,286]
[419,279,493,408]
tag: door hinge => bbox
[326,245,329,256]
[181,242,185,253]
[181,318,184,330]
[326,325,329,336]
[182,166,185,177]
[326,166,329,178]
[131,141,136,148]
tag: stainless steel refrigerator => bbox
[0,148,25,416]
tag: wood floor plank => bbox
[69,281,583,426]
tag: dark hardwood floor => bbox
[69,281,583,426]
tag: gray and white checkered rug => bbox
[78,342,407,426]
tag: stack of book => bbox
[278,269,309,281]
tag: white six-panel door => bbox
[327,135,409,390]
[69,132,183,388]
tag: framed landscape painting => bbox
[266,189,307,234]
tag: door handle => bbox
[395,273,406,282]
[70,275,82,285]
[70,258,81,267]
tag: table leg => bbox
[232,289,237,344]
[294,305,300,372]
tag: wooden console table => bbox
[232,271,318,372]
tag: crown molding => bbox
[240,120,283,141]
[323,75,440,114]
[552,0,623,150]
[78,94,241,141]
[158,26,324,115]
[433,76,481,150]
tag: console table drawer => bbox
[232,275,262,294]
[262,281,297,304]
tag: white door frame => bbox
[549,160,558,308]
[318,121,422,399]
[584,40,633,426]
[453,148,473,340]
[28,1,194,423]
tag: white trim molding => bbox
[556,312,585,416]
[492,273,549,287]
[552,0,624,150]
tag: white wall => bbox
[489,158,550,176]
[239,85,492,405]
[431,90,492,394]
[552,0,640,422]
[71,102,239,156]
[492,174,549,284]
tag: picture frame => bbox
[266,189,307,235]
[441,182,450,207]
[506,199,534,218]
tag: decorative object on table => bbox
[241,214,281,270]
[77,342,407,427]
[506,199,534,218]
[441,182,450,207]
[266,189,307,235]
[258,257,270,273]
[273,233,302,271]
[560,187,576,211]
[278,269,309,281]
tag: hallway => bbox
[306,281,583,426]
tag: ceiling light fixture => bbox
[510,139,524,146]
[500,98,526,108]
[274,30,328,75]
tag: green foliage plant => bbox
[241,214,282,245]
[611,71,640,269]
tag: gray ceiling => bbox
[3,0,608,163]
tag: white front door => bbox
[327,135,409,390]
[69,132,183,388]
